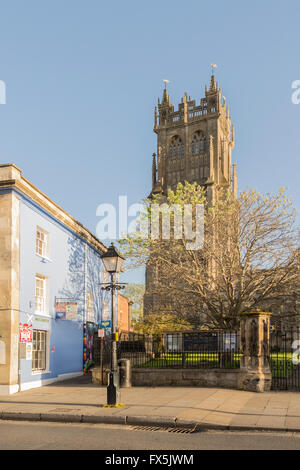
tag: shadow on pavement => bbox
[47,373,94,387]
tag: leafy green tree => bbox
[132,312,193,334]
[119,183,300,328]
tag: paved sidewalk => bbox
[1,376,300,432]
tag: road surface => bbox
[1,420,300,450]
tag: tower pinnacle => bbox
[209,63,218,91]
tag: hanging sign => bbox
[19,323,32,343]
[56,302,78,320]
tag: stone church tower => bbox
[144,74,237,315]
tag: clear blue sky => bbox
[0,0,299,283]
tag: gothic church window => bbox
[169,136,184,159]
[191,132,206,155]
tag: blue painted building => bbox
[0,164,110,394]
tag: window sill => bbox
[32,370,51,376]
[36,254,52,263]
[34,311,51,319]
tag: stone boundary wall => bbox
[92,366,241,389]
[132,368,241,388]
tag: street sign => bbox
[100,320,111,329]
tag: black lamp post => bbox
[101,243,125,406]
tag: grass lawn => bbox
[134,352,241,369]
[133,352,297,376]
[269,353,295,378]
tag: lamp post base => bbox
[107,371,121,405]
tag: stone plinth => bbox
[238,310,272,393]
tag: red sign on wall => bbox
[19,323,33,343]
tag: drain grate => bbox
[130,425,199,434]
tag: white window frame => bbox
[87,292,94,323]
[32,329,48,373]
[36,226,49,258]
[35,274,49,316]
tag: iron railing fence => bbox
[270,326,300,390]
[92,326,300,387]
[93,330,241,370]
[92,335,111,369]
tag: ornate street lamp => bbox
[101,243,125,406]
